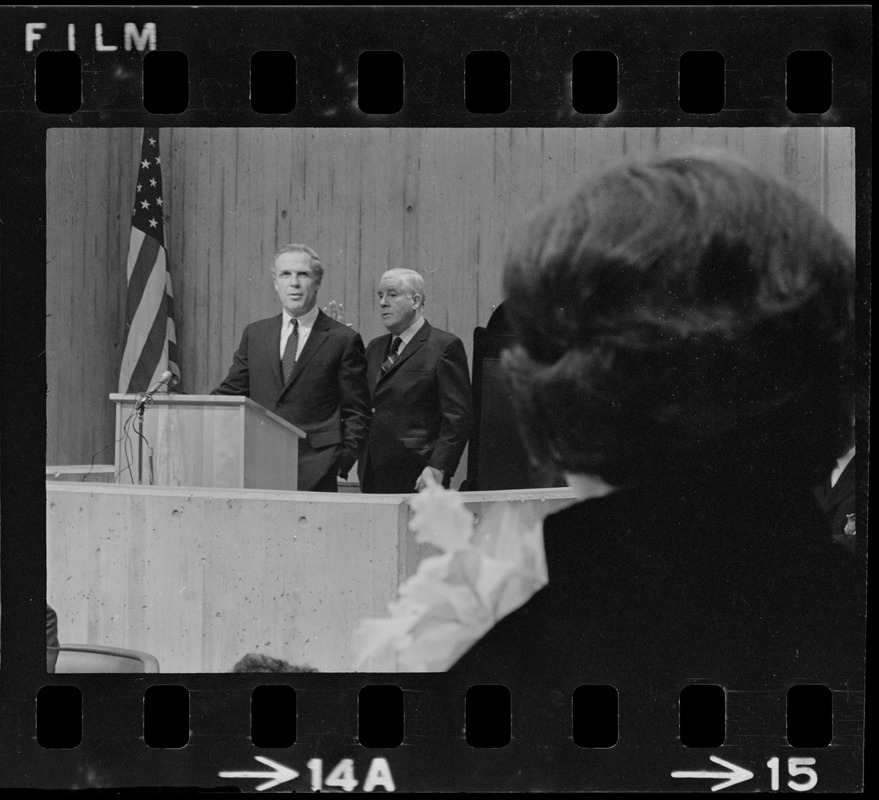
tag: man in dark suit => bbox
[814,444,857,553]
[213,244,370,491]
[359,269,472,493]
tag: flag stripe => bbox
[125,234,161,325]
[164,271,181,382]
[119,248,167,386]
[126,295,171,393]
[126,227,146,281]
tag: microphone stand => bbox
[132,373,173,485]
[134,392,153,485]
[135,400,146,485]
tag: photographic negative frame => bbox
[0,5,870,792]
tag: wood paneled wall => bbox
[46,127,855,465]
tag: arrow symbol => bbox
[671,755,754,791]
[219,756,300,791]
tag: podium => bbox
[110,394,305,490]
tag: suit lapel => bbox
[368,334,392,394]
[264,315,284,389]
[281,310,330,394]
[379,321,431,382]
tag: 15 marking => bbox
[766,757,818,792]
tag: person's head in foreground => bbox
[231,653,318,673]
[501,152,854,491]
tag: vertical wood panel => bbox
[45,129,63,464]
[336,129,364,328]
[414,129,445,333]
[480,128,512,323]
[469,130,495,326]
[69,131,87,458]
[192,129,213,388]
[447,127,469,334]
[47,127,857,466]
[232,129,251,339]
[356,128,379,337]
[176,128,198,390]
[82,131,102,459]
[386,128,408,298]
[401,130,422,288]
[216,129,238,384]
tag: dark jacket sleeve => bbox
[429,336,473,475]
[337,330,372,477]
[212,325,251,396]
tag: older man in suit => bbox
[213,244,370,491]
[359,269,473,493]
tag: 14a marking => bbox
[307,758,395,793]
[219,757,394,792]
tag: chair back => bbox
[54,644,160,673]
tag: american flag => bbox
[118,127,181,393]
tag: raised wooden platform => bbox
[46,483,577,672]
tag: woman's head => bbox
[502,152,854,487]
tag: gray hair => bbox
[383,268,426,308]
[272,243,323,283]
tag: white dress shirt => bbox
[830,445,855,488]
[280,304,320,361]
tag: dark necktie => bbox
[281,318,299,383]
[381,336,402,375]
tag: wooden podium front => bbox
[110,394,305,490]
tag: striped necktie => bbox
[281,318,299,383]
[381,336,402,375]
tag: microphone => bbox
[148,371,174,394]
[135,371,175,410]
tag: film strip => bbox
[0,5,870,793]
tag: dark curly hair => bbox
[501,152,854,487]
[231,653,318,672]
